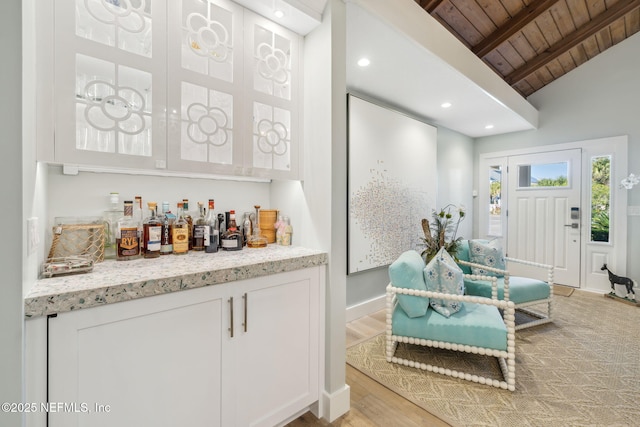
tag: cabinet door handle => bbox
[242,293,248,332]
[228,297,234,338]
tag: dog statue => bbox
[601,264,635,300]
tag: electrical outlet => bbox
[27,217,39,255]
[628,206,640,216]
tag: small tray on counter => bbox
[42,256,94,278]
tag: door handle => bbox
[564,223,579,229]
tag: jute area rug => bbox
[346,290,639,427]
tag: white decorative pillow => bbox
[423,247,464,318]
[469,239,506,277]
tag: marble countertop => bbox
[25,245,328,318]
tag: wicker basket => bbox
[258,209,278,243]
[48,222,106,263]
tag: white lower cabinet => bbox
[48,267,323,427]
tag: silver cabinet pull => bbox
[242,293,248,332]
[228,297,234,338]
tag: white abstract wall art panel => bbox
[348,95,437,274]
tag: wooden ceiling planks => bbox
[417,0,640,97]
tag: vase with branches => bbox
[420,204,465,262]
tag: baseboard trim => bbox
[321,384,351,422]
[346,295,386,322]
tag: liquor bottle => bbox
[103,192,123,260]
[172,202,190,255]
[134,195,143,241]
[221,210,242,251]
[142,202,162,258]
[182,199,193,250]
[205,199,219,253]
[242,212,252,247]
[217,213,225,249]
[192,202,207,251]
[116,200,141,261]
[160,201,174,255]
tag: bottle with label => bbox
[205,199,219,253]
[221,210,242,251]
[142,202,162,258]
[182,199,194,250]
[242,212,252,247]
[116,200,141,261]
[160,201,174,255]
[172,202,190,255]
[103,192,123,260]
[192,202,207,251]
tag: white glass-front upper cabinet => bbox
[167,0,302,179]
[54,0,168,170]
[52,0,302,179]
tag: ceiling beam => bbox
[418,0,445,14]
[505,0,640,86]
[473,0,560,58]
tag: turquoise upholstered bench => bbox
[457,240,554,331]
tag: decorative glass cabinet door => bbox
[166,0,244,176]
[244,12,301,179]
[167,0,301,178]
[54,0,168,170]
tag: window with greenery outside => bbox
[591,156,610,242]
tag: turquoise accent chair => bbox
[457,240,554,331]
[386,252,516,391]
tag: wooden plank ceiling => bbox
[416,0,640,97]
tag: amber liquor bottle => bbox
[116,200,141,261]
[192,202,207,251]
[221,210,242,251]
[142,202,162,258]
[172,202,190,255]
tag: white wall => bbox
[1,1,23,424]
[474,31,640,284]
[45,166,272,252]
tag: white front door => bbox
[507,149,582,286]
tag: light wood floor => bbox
[286,310,451,427]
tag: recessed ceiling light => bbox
[441,102,452,108]
[485,124,494,129]
[274,9,284,18]
[357,57,370,67]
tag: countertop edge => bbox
[25,250,328,319]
